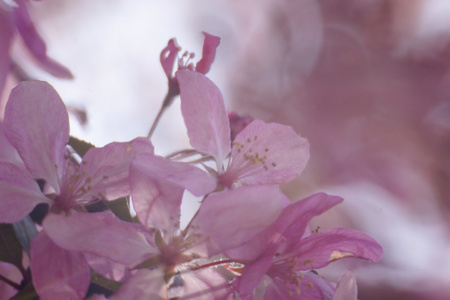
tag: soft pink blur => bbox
[226,0,450,299]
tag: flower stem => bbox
[0,273,21,290]
[147,91,177,139]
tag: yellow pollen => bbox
[287,291,293,297]
[303,258,313,266]
[307,282,314,289]
[126,144,133,152]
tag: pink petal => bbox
[160,38,180,79]
[263,272,332,300]
[234,253,274,299]
[333,271,358,300]
[4,81,69,194]
[0,11,13,98]
[13,2,73,79]
[70,137,154,202]
[84,252,130,282]
[130,161,184,232]
[227,193,342,261]
[177,70,231,166]
[291,228,383,271]
[110,268,167,300]
[30,231,90,300]
[272,193,343,250]
[0,162,51,223]
[226,120,309,186]
[0,261,22,299]
[133,153,216,196]
[178,268,233,300]
[195,32,221,75]
[43,211,155,266]
[190,185,287,255]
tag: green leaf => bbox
[69,136,95,157]
[106,197,134,223]
[0,224,23,268]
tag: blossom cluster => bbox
[0,28,382,299]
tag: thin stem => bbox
[190,259,237,271]
[147,91,177,139]
[0,273,21,290]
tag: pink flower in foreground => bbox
[176,70,310,190]
[0,81,154,299]
[0,0,72,94]
[232,193,383,299]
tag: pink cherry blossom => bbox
[233,193,383,299]
[176,70,310,190]
[0,81,155,299]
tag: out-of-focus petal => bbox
[133,153,216,197]
[0,261,22,299]
[177,268,233,300]
[291,228,383,271]
[30,231,90,300]
[4,81,69,194]
[0,10,13,99]
[195,32,220,75]
[84,252,130,282]
[0,162,51,223]
[72,137,154,202]
[191,185,287,255]
[110,267,167,300]
[228,120,309,186]
[13,1,73,79]
[43,211,155,266]
[130,161,184,233]
[333,271,357,300]
[177,70,231,166]
[160,38,180,79]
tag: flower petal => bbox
[30,231,90,300]
[110,268,167,300]
[13,2,73,79]
[0,10,13,99]
[190,185,287,255]
[333,271,358,300]
[177,70,231,166]
[272,193,343,250]
[0,162,51,223]
[195,32,220,75]
[4,81,69,193]
[227,193,342,261]
[71,137,154,202]
[228,120,309,185]
[43,211,155,266]
[133,153,216,196]
[160,38,180,79]
[291,228,383,271]
[130,161,184,232]
[178,268,233,300]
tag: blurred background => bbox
[2,0,450,299]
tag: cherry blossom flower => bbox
[232,193,383,299]
[50,158,289,299]
[176,70,310,190]
[0,81,154,299]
